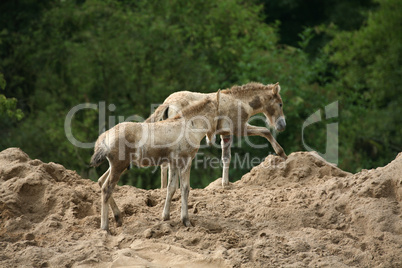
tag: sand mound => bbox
[239,151,350,188]
[0,148,401,267]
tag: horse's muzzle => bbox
[276,117,286,132]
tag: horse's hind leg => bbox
[98,168,122,227]
[100,166,123,231]
[97,168,110,187]
[221,135,232,187]
[180,165,192,227]
[109,198,122,227]
[162,166,178,221]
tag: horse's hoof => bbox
[115,215,123,227]
[100,222,109,231]
[182,218,192,227]
[162,213,170,221]
[97,229,112,236]
[99,227,111,236]
[279,152,288,160]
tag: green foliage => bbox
[0,0,398,189]
[0,73,23,120]
[259,0,375,55]
[0,0,289,188]
[325,0,402,171]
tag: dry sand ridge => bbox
[0,148,401,267]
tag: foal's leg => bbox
[98,168,122,227]
[245,124,287,159]
[162,166,178,221]
[101,166,123,231]
[160,163,168,189]
[180,165,192,227]
[220,135,232,187]
[97,168,110,187]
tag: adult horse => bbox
[146,82,287,188]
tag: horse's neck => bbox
[229,92,270,115]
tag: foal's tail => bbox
[145,103,170,123]
[90,138,109,167]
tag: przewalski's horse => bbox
[91,92,220,230]
[146,82,287,188]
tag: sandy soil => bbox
[0,148,401,267]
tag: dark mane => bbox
[221,82,277,96]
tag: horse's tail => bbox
[90,137,109,167]
[145,103,170,123]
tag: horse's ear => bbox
[273,82,280,95]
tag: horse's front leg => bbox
[220,135,232,187]
[179,164,192,227]
[160,163,168,189]
[98,168,122,227]
[162,166,178,221]
[245,124,287,159]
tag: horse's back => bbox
[164,91,215,115]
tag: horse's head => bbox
[263,82,286,132]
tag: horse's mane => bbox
[221,82,277,96]
[172,98,214,120]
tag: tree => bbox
[5,0,390,188]
[259,0,375,55]
[0,73,23,120]
[1,0,297,188]
[325,0,402,171]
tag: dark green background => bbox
[1,0,401,188]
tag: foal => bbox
[91,92,220,230]
[146,82,287,188]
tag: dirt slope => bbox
[0,148,401,267]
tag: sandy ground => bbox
[0,147,401,267]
